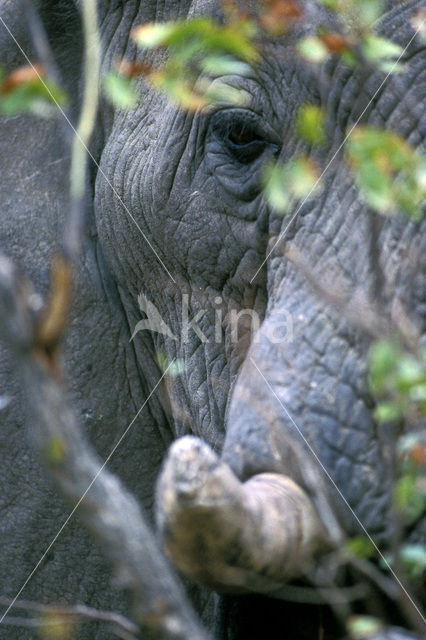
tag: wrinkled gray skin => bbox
[0,0,424,638]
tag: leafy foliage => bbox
[345,535,375,559]
[2,0,424,634]
[368,341,426,423]
[368,342,426,535]
[155,353,186,377]
[347,615,383,640]
[130,17,257,110]
[45,435,67,464]
[263,157,319,213]
[346,128,426,218]
[104,0,425,230]
[398,544,426,580]
[295,104,326,145]
[103,71,138,109]
[318,0,385,28]
[297,35,331,62]
[0,64,67,117]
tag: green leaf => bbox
[263,157,320,214]
[400,544,426,579]
[204,80,250,107]
[131,17,258,111]
[346,127,426,218]
[396,355,425,386]
[357,161,393,213]
[345,536,376,559]
[318,0,385,28]
[368,339,399,392]
[347,615,382,639]
[318,0,340,10]
[374,401,403,423]
[132,21,179,47]
[394,474,426,525]
[354,0,385,27]
[297,36,329,63]
[409,383,426,404]
[397,433,424,457]
[295,104,326,145]
[375,59,405,74]
[0,77,67,117]
[149,71,208,110]
[155,353,186,377]
[289,158,320,197]
[362,35,403,62]
[200,54,252,77]
[45,436,67,464]
[103,71,138,109]
[262,162,290,213]
[133,18,258,62]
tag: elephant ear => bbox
[0,0,83,296]
[0,0,129,613]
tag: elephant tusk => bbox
[155,436,328,593]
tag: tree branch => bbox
[0,597,139,638]
[63,0,101,262]
[0,255,211,640]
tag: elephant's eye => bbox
[225,121,267,162]
[211,110,279,164]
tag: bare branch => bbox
[63,0,101,262]
[0,254,211,640]
[23,0,63,88]
[0,597,139,637]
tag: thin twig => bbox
[365,209,386,308]
[23,0,63,87]
[266,581,368,605]
[0,616,137,640]
[0,597,139,635]
[64,0,101,262]
[0,255,212,640]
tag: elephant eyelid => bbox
[210,110,281,163]
[226,121,263,146]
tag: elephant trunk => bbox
[155,436,328,593]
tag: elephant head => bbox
[0,0,424,638]
[93,0,425,632]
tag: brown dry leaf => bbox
[260,0,303,34]
[1,63,45,94]
[262,0,303,20]
[116,59,155,77]
[318,32,353,53]
[410,444,426,466]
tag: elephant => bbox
[0,0,424,638]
